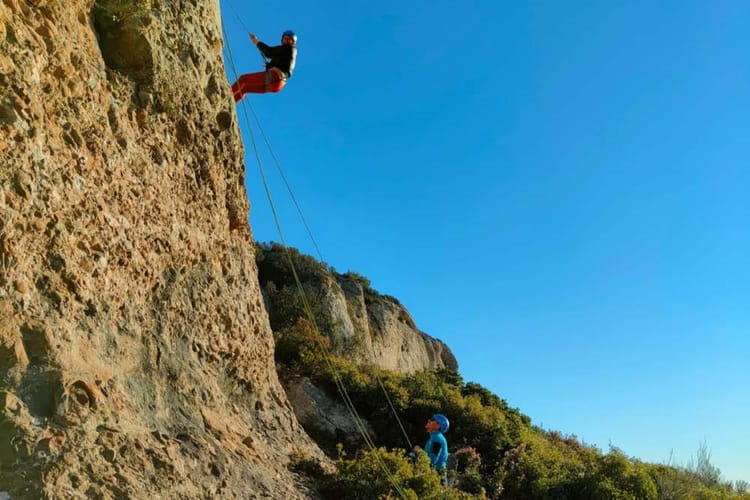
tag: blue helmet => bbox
[282,30,297,43]
[432,413,450,433]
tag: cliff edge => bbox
[257,243,458,374]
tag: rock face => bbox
[284,376,376,454]
[257,244,458,374]
[0,0,321,497]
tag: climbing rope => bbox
[221,0,416,456]
[221,0,251,34]
[243,90,420,454]
[243,101,324,260]
[219,6,410,498]
[231,23,416,455]
[222,0,273,68]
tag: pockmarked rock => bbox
[0,0,324,497]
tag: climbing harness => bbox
[265,67,287,90]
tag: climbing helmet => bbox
[432,413,450,433]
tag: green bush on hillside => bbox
[320,446,475,500]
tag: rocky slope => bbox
[257,243,458,374]
[0,0,322,497]
[256,243,457,456]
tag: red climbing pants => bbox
[231,69,286,102]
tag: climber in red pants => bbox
[231,30,297,103]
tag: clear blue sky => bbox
[220,0,749,482]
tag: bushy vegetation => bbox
[327,446,479,499]
[257,243,749,499]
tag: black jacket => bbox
[257,42,296,78]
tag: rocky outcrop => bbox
[0,0,321,497]
[334,273,458,373]
[257,244,458,374]
[284,376,376,454]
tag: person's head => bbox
[281,30,297,46]
[426,413,450,433]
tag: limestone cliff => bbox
[257,243,458,374]
[0,0,321,497]
[256,244,457,456]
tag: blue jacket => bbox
[424,431,448,470]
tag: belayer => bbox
[231,30,297,103]
[412,413,450,483]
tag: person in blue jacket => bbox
[413,413,449,474]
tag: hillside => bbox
[255,244,750,500]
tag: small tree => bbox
[734,480,749,494]
[686,440,722,487]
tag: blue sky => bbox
[220,0,749,482]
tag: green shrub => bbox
[450,447,485,496]
[321,447,473,500]
[343,270,372,289]
[288,451,327,478]
[274,317,329,373]
[584,448,658,500]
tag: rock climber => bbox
[231,30,297,103]
[412,413,449,481]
